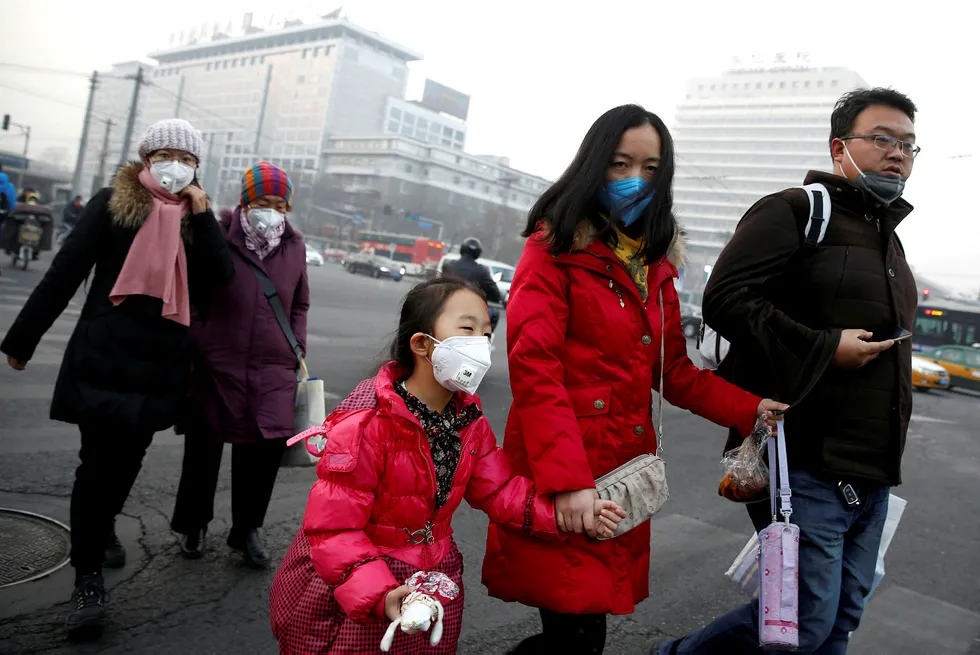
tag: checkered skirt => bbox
[271,529,465,654]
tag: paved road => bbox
[1,259,979,654]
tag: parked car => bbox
[918,344,980,392]
[306,246,324,267]
[439,253,515,304]
[680,303,702,339]
[321,247,348,264]
[911,355,952,391]
[345,253,406,281]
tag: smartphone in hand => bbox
[870,328,912,343]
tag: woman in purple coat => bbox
[171,162,310,568]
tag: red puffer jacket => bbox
[482,225,762,616]
[272,363,559,637]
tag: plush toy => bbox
[379,571,459,653]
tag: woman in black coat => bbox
[0,118,233,642]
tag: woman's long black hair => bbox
[523,104,677,264]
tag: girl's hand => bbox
[179,184,210,215]
[757,399,789,434]
[384,585,421,633]
[593,499,627,539]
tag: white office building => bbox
[672,62,867,303]
[78,16,421,207]
[316,135,550,262]
[383,97,466,151]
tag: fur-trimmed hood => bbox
[108,162,193,235]
[549,220,687,270]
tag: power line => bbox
[0,62,124,79]
[144,80,278,145]
[0,83,125,122]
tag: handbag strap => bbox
[767,417,793,522]
[233,248,305,373]
[657,286,665,457]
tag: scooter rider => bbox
[443,237,503,330]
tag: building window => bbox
[387,120,399,133]
[831,79,839,87]
[453,176,461,185]
[817,80,824,87]
[443,126,453,136]
[467,180,475,189]
[511,193,518,201]
[804,80,811,88]
[313,47,321,58]
[417,119,428,131]
[404,163,413,173]
[205,63,211,72]
[297,75,306,84]
[455,130,464,141]
[779,81,785,89]
[231,59,237,68]
[390,108,402,120]
[484,185,490,193]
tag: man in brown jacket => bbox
[654,88,919,654]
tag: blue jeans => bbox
[660,469,889,655]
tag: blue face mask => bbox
[597,177,653,227]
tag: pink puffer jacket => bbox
[272,362,559,629]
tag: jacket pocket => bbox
[567,383,612,458]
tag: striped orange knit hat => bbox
[240,162,293,208]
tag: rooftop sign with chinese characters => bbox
[729,52,812,72]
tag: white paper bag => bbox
[866,494,906,600]
[282,360,325,467]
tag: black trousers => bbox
[509,609,607,654]
[71,422,155,578]
[171,422,287,535]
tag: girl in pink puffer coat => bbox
[270,277,624,654]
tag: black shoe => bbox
[179,529,206,559]
[103,533,126,569]
[227,528,270,569]
[65,573,108,642]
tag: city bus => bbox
[356,231,445,275]
[912,297,980,352]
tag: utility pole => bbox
[71,70,99,197]
[203,131,217,193]
[254,64,274,154]
[174,76,185,118]
[117,67,145,169]
[92,119,114,195]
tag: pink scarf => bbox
[239,207,285,260]
[108,168,190,326]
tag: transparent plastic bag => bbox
[717,415,770,503]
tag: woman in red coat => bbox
[481,105,787,653]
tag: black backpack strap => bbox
[233,249,303,363]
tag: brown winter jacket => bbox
[706,170,916,486]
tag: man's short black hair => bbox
[829,87,917,150]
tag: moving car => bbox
[680,303,702,339]
[911,355,951,391]
[345,253,406,281]
[918,344,980,392]
[306,246,324,267]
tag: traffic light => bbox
[2,114,9,131]
[383,204,392,216]
[922,288,931,301]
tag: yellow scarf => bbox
[609,224,649,302]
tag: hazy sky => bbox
[1,0,977,293]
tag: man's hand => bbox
[7,356,26,371]
[384,585,418,632]
[179,184,210,215]
[757,398,790,434]
[555,488,599,536]
[833,329,894,369]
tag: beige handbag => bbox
[595,288,669,539]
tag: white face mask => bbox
[247,208,286,237]
[150,161,195,194]
[427,335,492,395]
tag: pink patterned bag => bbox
[758,417,799,650]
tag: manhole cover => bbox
[0,508,71,589]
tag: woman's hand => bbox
[593,499,628,539]
[384,585,419,632]
[7,356,26,371]
[757,398,789,434]
[555,488,600,536]
[179,184,210,215]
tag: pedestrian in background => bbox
[269,277,625,654]
[481,104,785,654]
[0,118,234,642]
[170,162,309,569]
